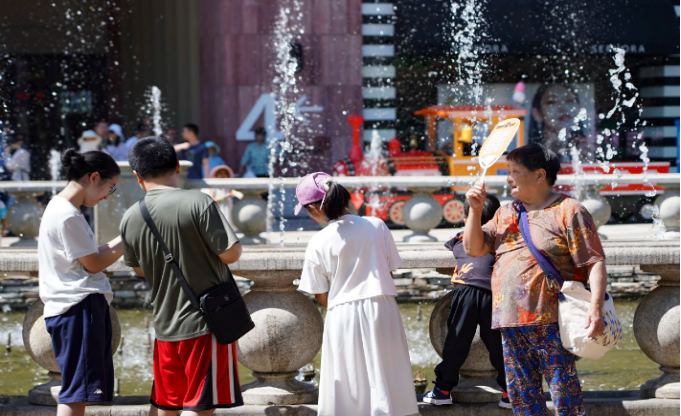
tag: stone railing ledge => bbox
[0,240,677,274]
[187,173,681,190]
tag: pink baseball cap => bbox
[294,172,332,215]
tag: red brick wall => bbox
[198,0,363,175]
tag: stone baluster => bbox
[22,300,122,405]
[633,263,680,399]
[232,191,268,245]
[7,191,45,246]
[428,289,503,403]
[655,182,680,240]
[236,269,323,405]
[402,191,443,242]
[580,186,612,240]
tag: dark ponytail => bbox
[61,148,121,182]
[321,181,351,221]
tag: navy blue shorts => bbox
[45,294,114,404]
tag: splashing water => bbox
[268,0,308,245]
[600,47,663,234]
[650,205,667,239]
[610,168,622,189]
[150,86,163,136]
[363,131,386,210]
[638,143,657,198]
[451,0,487,107]
[570,146,585,199]
[139,86,168,136]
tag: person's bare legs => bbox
[56,403,86,416]
[149,405,214,416]
[149,405,176,416]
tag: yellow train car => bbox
[414,105,529,179]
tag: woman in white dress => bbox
[295,172,419,416]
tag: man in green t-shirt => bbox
[121,136,243,414]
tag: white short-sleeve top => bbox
[298,215,402,309]
[38,196,113,318]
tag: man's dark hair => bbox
[463,194,501,225]
[183,123,200,136]
[506,142,561,186]
[254,127,267,137]
[135,122,151,134]
[6,134,23,145]
[128,136,178,179]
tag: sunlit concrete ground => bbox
[0,223,662,248]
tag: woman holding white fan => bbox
[464,142,609,416]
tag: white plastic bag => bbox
[557,281,623,359]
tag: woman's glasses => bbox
[89,172,117,196]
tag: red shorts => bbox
[150,333,243,411]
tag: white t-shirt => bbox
[298,215,402,309]
[38,196,113,318]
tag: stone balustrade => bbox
[2,240,678,406]
[0,172,677,246]
[187,173,681,242]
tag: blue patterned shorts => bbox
[501,323,585,416]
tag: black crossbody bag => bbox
[139,198,254,345]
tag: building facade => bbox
[0,0,678,178]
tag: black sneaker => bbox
[423,386,453,405]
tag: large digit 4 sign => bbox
[235,93,323,141]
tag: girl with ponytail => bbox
[295,172,418,416]
[38,149,122,416]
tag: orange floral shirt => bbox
[482,195,605,329]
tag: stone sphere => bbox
[237,290,323,373]
[655,190,680,230]
[429,291,496,378]
[8,194,45,239]
[232,196,268,237]
[22,300,122,373]
[634,286,680,368]
[403,194,443,233]
[581,193,612,228]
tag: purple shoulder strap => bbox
[517,203,565,287]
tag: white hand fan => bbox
[477,118,521,182]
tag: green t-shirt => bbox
[120,188,239,342]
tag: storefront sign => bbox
[236,93,323,141]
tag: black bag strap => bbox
[138,198,202,311]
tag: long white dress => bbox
[299,215,419,416]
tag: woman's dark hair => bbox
[109,134,121,147]
[128,136,178,179]
[464,194,501,225]
[507,143,561,186]
[61,148,121,182]
[528,83,586,145]
[305,181,351,221]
